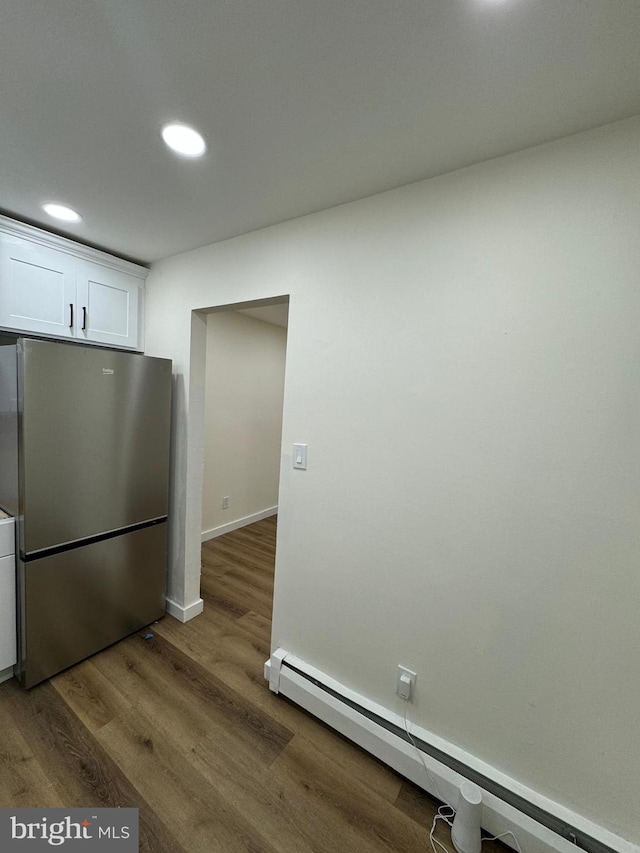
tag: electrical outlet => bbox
[222,496,230,509]
[396,665,416,701]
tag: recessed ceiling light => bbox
[42,203,82,223]
[161,122,207,158]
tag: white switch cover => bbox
[293,443,307,469]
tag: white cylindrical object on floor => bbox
[451,781,483,853]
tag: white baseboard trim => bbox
[265,651,633,853]
[165,596,204,623]
[201,506,278,542]
[0,665,13,684]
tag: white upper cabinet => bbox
[0,217,146,351]
[0,237,77,340]
[76,261,140,349]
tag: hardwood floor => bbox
[0,517,504,852]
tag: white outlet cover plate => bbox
[396,665,416,699]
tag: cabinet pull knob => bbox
[69,303,74,328]
[82,306,87,331]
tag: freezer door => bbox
[17,522,167,688]
[19,339,171,554]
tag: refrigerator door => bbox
[17,522,167,688]
[18,339,171,555]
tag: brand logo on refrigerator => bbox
[102,368,115,375]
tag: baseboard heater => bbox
[265,650,633,853]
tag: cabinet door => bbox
[76,260,141,350]
[0,554,16,672]
[0,234,76,339]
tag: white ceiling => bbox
[1,0,639,265]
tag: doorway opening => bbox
[192,295,289,631]
[200,297,289,542]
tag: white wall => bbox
[202,311,286,536]
[144,115,640,845]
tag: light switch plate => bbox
[293,443,307,469]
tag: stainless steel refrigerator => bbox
[0,337,172,688]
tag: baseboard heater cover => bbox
[265,650,634,853]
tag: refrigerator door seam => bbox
[21,515,169,562]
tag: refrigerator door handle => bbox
[69,303,74,329]
[82,306,87,331]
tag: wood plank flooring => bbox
[0,517,505,852]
